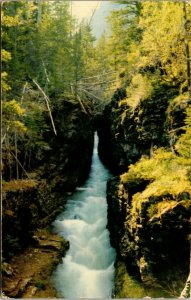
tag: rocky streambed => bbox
[2,229,69,298]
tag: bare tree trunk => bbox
[41,59,50,83]
[10,151,30,179]
[14,129,19,180]
[22,147,28,179]
[21,82,28,104]
[77,94,88,114]
[28,148,31,171]
[180,239,191,298]
[5,137,12,181]
[33,79,57,135]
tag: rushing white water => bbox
[52,133,116,298]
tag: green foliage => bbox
[2,0,191,184]
[38,1,73,91]
[2,1,39,93]
[138,2,186,85]
[2,10,21,27]
[94,32,111,74]
[106,1,141,74]
[23,101,49,146]
[114,260,172,298]
[175,107,191,157]
[119,73,153,110]
[167,93,189,111]
[3,99,25,116]
[115,261,146,298]
[121,149,191,198]
[3,100,27,133]
[2,49,11,62]
[80,23,97,77]
[2,0,98,95]
[148,199,190,219]
[1,72,11,93]
[121,148,191,249]
[2,0,98,181]
[102,1,191,111]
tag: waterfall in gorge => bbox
[52,133,116,298]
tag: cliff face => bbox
[97,88,170,173]
[107,174,191,282]
[98,88,190,296]
[2,98,94,261]
[106,150,191,299]
[3,180,63,260]
[43,98,94,191]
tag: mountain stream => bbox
[52,133,116,298]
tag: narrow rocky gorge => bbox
[2,90,191,298]
[2,1,191,298]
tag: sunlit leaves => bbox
[2,49,11,62]
[121,148,191,199]
[2,11,21,27]
[124,74,153,109]
[138,2,187,84]
[3,99,25,116]
[1,72,11,92]
[3,100,27,133]
[175,107,191,158]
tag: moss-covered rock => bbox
[107,150,191,293]
[166,93,189,141]
[97,87,188,174]
[114,260,185,298]
[2,179,66,260]
[114,261,146,298]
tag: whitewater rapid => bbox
[52,133,116,298]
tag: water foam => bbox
[52,133,116,298]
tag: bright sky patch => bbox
[72,1,101,21]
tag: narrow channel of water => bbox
[52,133,116,298]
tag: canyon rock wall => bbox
[98,87,190,292]
[2,98,94,260]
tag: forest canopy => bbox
[2,0,191,181]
